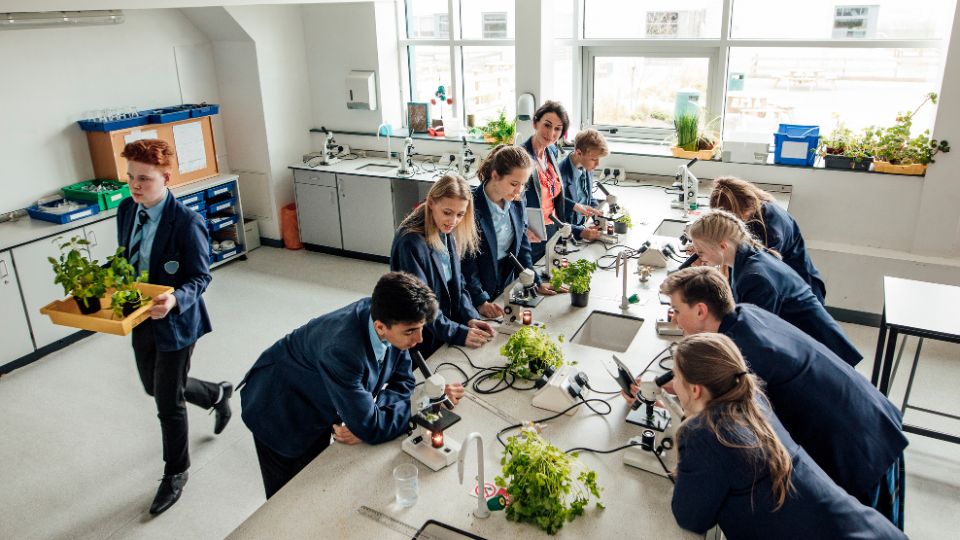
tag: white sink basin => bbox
[653,218,688,238]
[571,311,644,352]
[356,163,398,173]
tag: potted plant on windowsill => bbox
[104,248,151,319]
[500,326,565,378]
[866,92,950,176]
[48,236,107,315]
[495,427,603,535]
[550,259,598,307]
[817,123,873,171]
[482,109,517,145]
[671,112,718,160]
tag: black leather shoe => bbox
[213,381,233,435]
[149,471,188,515]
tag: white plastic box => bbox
[243,218,261,251]
[721,134,771,165]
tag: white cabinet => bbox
[0,250,35,364]
[337,174,395,257]
[84,217,119,261]
[12,234,81,348]
[295,182,343,249]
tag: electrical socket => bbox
[609,167,626,181]
[336,144,351,156]
[439,153,458,168]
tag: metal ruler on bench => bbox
[357,505,436,540]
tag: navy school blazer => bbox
[462,184,539,306]
[390,230,480,348]
[720,304,907,499]
[747,201,826,304]
[729,243,862,367]
[521,137,567,222]
[558,153,599,240]
[672,407,906,540]
[239,298,415,458]
[117,191,212,351]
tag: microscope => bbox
[318,126,342,165]
[459,136,476,176]
[593,183,622,243]
[398,137,415,176]
[542,220,574,281]
[402,352,462,471]
[623,370,682,478]
[671,158,699,214]
[504,252,542,308]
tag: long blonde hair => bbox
[687,209,780,259]
[709,177,775,246]
[398,174,479,258]
[675,333,794,510]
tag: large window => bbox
[581,0,954,142]
[400,0,516,128]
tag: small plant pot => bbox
[671,146,715,160]
[823,154,873,171]
[75,296,102,315]
[873,161,927,176]
[613,221,628,234]
[121,300,142,317]
[570,290,590,308]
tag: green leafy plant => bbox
[817,122,874,164]
[864,92,950,166]
[104,247,150,319]
[482,109,517,145]
[47,236,106,309]
[673,112,718,152]
[549,259,598,295]
[495,428,603,535]
[614,213,633,229]
[500,326,565,378]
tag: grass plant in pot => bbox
[482,109,517,145]
[500,326,565,379]
[550,259,598,307]
[671,112,718,160]
[817,122,874,171]
[104,247,150,319]
[495,427,603,535]
[48,236,107,315]
[865,92,950,175]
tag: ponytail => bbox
[477,144,532,184]
[687,209,781,259]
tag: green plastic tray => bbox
[62,179,131,210]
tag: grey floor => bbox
[0,247,957,539]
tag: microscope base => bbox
[402,434,461,471]
[509,294,544,308]
[623,441,677,478]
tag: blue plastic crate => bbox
[183,200,206,214]
[208,215,238,232]
[77,115,149,132]
[210,243,243,263]
[177,193,204,207]
[773,124,820,166]
[205,181,236,200]
[206,197,236,215]
[27,199,100,224]
[189,103,220,118]
[144,106,192,124]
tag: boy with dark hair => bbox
[117,139,232,515]
[240,272,460,499]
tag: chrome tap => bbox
[616,250,630,310]
[377,122,393,163]
[457,432,490,519]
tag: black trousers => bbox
[132,321,220,475]
[254,431,331,499]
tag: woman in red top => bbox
[521,100,569,263]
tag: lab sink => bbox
[355,162,398,173]
[571,311,644,353]
[653,218,688,238]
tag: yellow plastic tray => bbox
[40,283,174,336]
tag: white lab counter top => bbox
[290,155,480,186]
[0,173,240,252]
[228,181,766,539]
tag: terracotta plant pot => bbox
[570,290,590,308]
[74,296,102,315]
[671,146,715,160]
[873,161,927,176]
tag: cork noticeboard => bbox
[86,115,219,187]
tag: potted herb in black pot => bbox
[551,259,598,307]
[500,326,565,379]
[613,213,632,234]
[104,247,150,319]
[818,123,873,171]
[48,236,107,314]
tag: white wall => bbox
[0,9,220,215]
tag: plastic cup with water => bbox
[393,463,419,508]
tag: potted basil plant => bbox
[613,213,633,234]
[550,259,598,307]
[48,236,107,315]
[500,326,565,378]
[104,247,150,318]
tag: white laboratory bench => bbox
[229,181,789,539]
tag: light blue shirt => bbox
[436,234,452,283]
[130,191,168,274]
[367,316,389,363]
[484,190,515,261]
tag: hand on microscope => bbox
[579,225,602,241]
[477,301,505,319]
[574,203,603,218]
[332,423,362,445]
[444,382,465,406]
[465,320,495,348]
